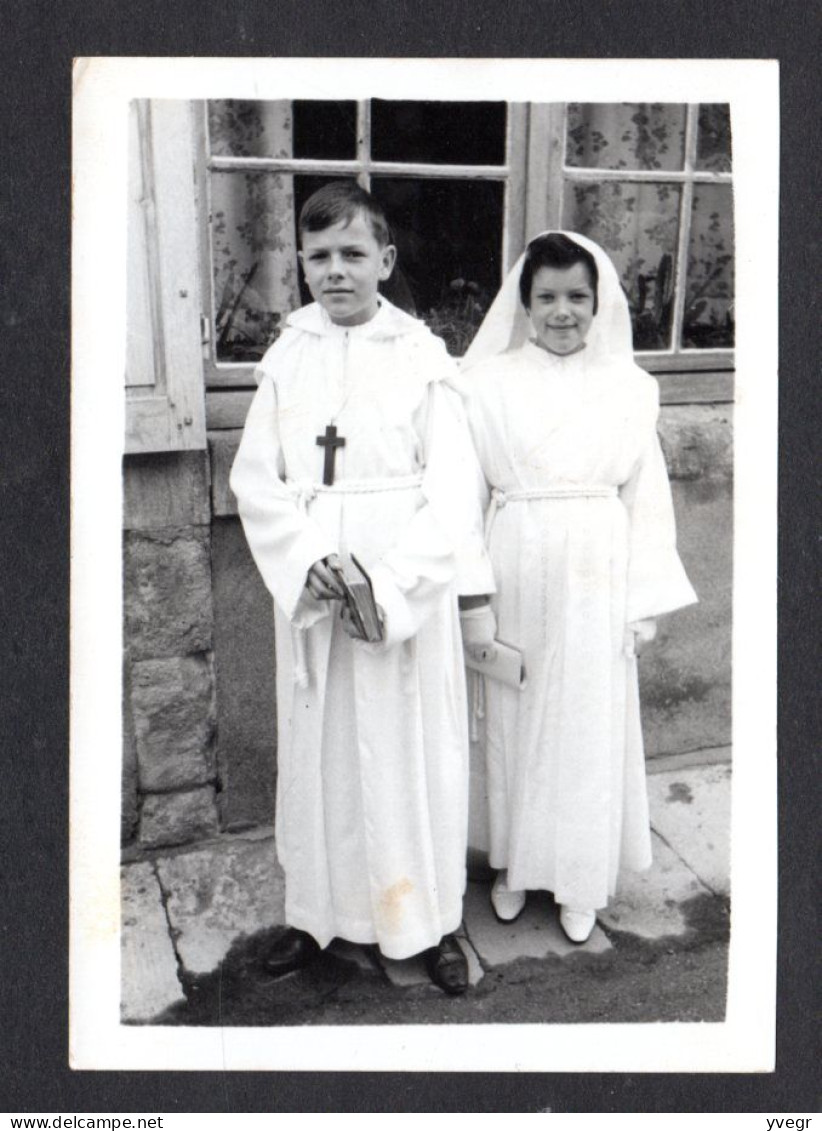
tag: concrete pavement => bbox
[121,754,731,1023]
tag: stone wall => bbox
[122,451,220,850]
[122,398,733,856]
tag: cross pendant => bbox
[316,423,346,486]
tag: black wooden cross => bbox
[316,423,346,486]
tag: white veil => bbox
[462,230,635,370]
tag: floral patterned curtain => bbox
[563,103,733,351]
[208,101,301,362]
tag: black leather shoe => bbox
[263,927,320,976]
[425,934,469,995]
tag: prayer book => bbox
[465,640,526,689]
[335,553,384,643]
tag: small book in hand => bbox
[334,553,384,643]
[465,640,526,689]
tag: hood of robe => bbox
[285,298,426,341]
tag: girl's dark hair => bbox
[298,180,391,247]
[519,233,599,314]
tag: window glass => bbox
[372,177,504,355]
[210,170,300,363]
[371,101,507,166]
[566,103,687,172]
[683,183,734,348]
[563,181,682,350]
[208,99,358,161]
[695,104,733,173]
[292,101,357,160]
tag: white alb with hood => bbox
[230,297,493,958]
[459,232,697,910]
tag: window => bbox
[552,103,734,373]
[197,100,734,432]
[199,99,527,389]
[126,101,207,452]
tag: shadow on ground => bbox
[147,892,729,1028]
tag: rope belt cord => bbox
[289,473,425,689]
[290,473,425,512]
[470,482,620,735]
[484,483,618,541]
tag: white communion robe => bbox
[462,341,697,911]
[230,299,493,959]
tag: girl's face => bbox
[527,262,596,356]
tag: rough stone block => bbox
[121,862,185,1021]
[657,404,733,481]
[131,654,216,791]
[123,450,211,531]
[121,665,139,845]
[139,786,220,849]
[124,527,213,660]
[156,837,285,974]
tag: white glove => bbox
[624,618,657,658]
[460,605,497,662]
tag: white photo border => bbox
[70,56,778,1072]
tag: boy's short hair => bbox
[519,233,599,314]
[298,181,392,247]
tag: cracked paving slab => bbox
[647,763,731,896]
[121,862,185,1022]
[155,837,285,976]
[462,880,612,967]
[599,831,711,939]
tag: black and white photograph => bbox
[70,57,778,1074]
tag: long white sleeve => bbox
[370,380,496,645]
[620,398,698,623]
[230,373,338,624]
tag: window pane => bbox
[292,101,357,160]
[372,177,504,355]
[371,101,507,166]
[696,104,733,173]
[210,170,301,363]
[563,181,682,350]
[566,103,687,172]
[683,184,734,349]
[208,100,294,159]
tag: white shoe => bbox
[559,906,597,943]
[491,871,526,922]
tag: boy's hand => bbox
[306,554,345,601]
[624,618,657,658]
[340,602,385,642]
[460,604,497,662]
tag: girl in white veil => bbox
[458,232,696,942]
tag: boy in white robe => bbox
[230,182,493,993]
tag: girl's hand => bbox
[625,618,657,658]
[305,554,345,600]
[460,604,497,662]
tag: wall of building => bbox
[121,398,733,856]
[122,451,220,851]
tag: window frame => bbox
[540,102,734,375]
[195,99,528,390]
[126,100,207,454]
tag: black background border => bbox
[1,0,818,1113]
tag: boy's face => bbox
[527,262,596,356]
[299,212,396,326]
